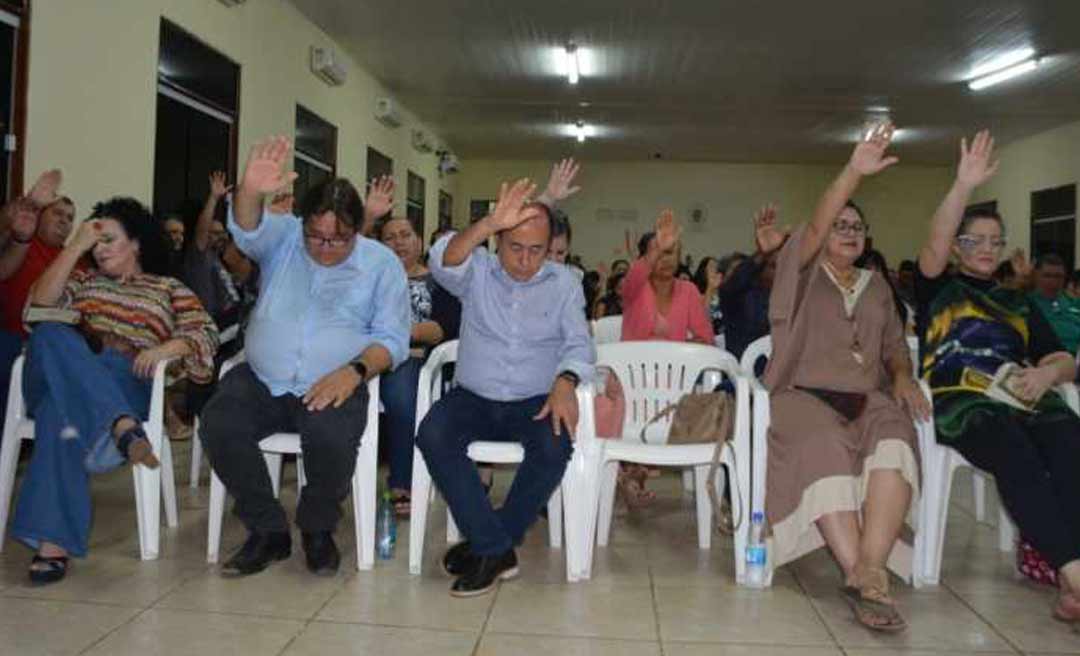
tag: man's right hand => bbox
[209,170,232,199]
[240,137,298,197]
[484,178,537,233]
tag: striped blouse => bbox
[59,269,219,383]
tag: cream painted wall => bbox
[457,159,951,269]
[24,0,457,240]
[972,119,1080,257]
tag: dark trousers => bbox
[416,387,572,556]
[199,363,369,534]
[954,412,1080,569]
[382,356,422,490]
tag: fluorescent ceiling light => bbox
[968,47,1036,80]
[574,121,586,142]
[968,58,1040,91]
[566,44,579,85]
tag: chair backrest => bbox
[739,336,772,379]
[906,335,919,377]
[592,315,623,345]
[597,341,741,444]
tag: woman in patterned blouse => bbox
[13,196,217,585]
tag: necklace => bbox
[821,260,865,366]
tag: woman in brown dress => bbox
[761,123,928,631]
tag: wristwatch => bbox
[350,359,368,381]
[557,370,580,387]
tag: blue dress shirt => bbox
[228,208,410,396]
[428,235,595,402]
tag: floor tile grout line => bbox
[271,568,356,656]
[940,576,1027,655]
[468,566,502,656]
[644,539,667,655]
[789,563,848,653]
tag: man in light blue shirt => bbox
[201,136,408,578]
[417,178,595,598]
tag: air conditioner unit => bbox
[411,129,435,153]
[437,151,461,175]
[375,97,403,128]
[310,47,346,86]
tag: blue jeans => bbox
[11,324,150,556]
[0,329,23,439]
[382,356,422,491]
[416,387,572,556]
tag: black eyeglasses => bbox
[303,232,354,249]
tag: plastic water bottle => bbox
[377,491,396,560]
[745,511,767,588]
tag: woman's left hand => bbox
[132,345,173,379]
[1012,366,1057,403]
[893,375,931,422]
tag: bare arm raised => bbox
[918,130,999,278]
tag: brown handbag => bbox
[638,392,741,531]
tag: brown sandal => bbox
[617,466,656,509]
[841,566,907,633]
[116,425,160,469]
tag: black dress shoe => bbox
[302,531,340,576]
[450,549,518,598]
[442,541,479,577]
[222,531,291,577]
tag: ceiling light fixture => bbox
[968,47,1036,80]
[575,121,586,143]
[968,57,1040,91]
[566,43,580,85]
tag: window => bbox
[153,19,239,222]
[470,199,494,224]
[0,1,29,201]
[366,147,392,183]
[406,170,425,235]
[438,190,453,230]
[1031,185,1077,271]
[293,104,337,203]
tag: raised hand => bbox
[956,130,999,189]
[209,171,232,198]
[365,175,396,219]
[485,179,537,232]
[28,169,62,207]
[654,210,681,252]
[753,203,787,255]
[71,219,103,253]
[540,158,581,204]
[240,136,298,196]
[849,122,899,176]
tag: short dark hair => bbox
[497,201,553,243]
[958,208,1006,237]
[550,208,572,244]
[89,196,170,275]
[375,214,422,241]
[1036,252,1067,270]
[899,259,916,273]
[637,232,655,257]
[612,258,629,270]
[297,178,365,230]
[855,248,888,273]
[692,256,717,293]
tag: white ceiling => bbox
[289,0,1080,165]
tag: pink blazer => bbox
[619,258,714,344]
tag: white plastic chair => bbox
[189,323,240,489]
[0,354,179,560]
[591,315,622,345]
[408,340,596,581]
[206,354,381,570]
[583,341,752,582]
[740,335,928,587]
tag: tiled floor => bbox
[0,446,1075,656]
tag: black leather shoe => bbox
[221,531,291,577]
[450,549,518,597]
[442,541,477,577]
[302,531,340,576]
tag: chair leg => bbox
[693,464,712,549]
[132,461,161,560]
[297,455,307,490]
[682,468,694,495]
[920,455,954,586]
[596,460,619,548]
[356,438,377,571]
[973,473,987,523]
[547,487,562,548]
[0,435,24,552]
[207,470,226,563]
[408,448,431,575]
[189,417,202,489]
[263,453,283,499]
[160,437,179,528]
[998,504,1017,552]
